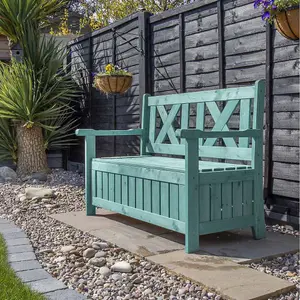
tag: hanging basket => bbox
[95,75,132,94]
[274,8,299,40]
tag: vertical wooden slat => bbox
[210,183,222,220]
[221,182,232,219]
[232,181,243,217]
[170,184,179,220]
[144,179,152,212]
[199,184,210,222]
[239,99,251,147]
[103,172,109,200]
[115,174,121,203]
[129,177,136,208]
[149,106,156,143]
[181,104,189,145]
[96,171,103,199]
[88,37,93,128]
[141,94,150,155]
[160,182,169,217]
[136,178,144,209]
[121,175,128,206]
[151,181,160,214]
[242,180,253,216]
[196,103,205,146]
[178,185,185,221]
[108,173,115,201]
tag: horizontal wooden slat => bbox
[148,86,255,105]
[273,179,299,199]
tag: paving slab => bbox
[51,210,299,262]
[51,210,184,256]
[148,250,296,300]
[17,269,51,283]
[7,244,34,254]
[0,222,18,231]
[45,289,87,300]
[8,251,36,262]
[0,218,10,224]
[0,227,23,234]
[28,278,67,294]
[6,237,30,246]
[10,259,42,272]
[2,231,27,240]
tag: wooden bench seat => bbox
[76,80,266,253]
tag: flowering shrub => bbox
[94,64,132,77]
[254,0,300,22]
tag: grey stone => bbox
[25,187,54,200]
[11,260,42,272]
[83,248,96,258]
[111,273,122,281]
[99,266,111,276]
[0,175,5,183]
[60,245,75,253]
[2,231,27,240]
[95,251,106,258]
[111,261,132,273]
[6,238,30,246]
[7,244,33,254]
[8,251,36,262]
[0,166,17,181]
[45,289,86,300]
[31,172,48,182]
[54,256,66,263]
[17,269,50,282]
[89,257,106,267]
[28,278,66,293]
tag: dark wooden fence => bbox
[67,0,299,226]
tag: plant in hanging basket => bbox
[254,0,299,40]
[93,64,133,94]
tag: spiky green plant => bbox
[0,119,17,163]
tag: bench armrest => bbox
[75,129,143,137]
[176,129,261,139]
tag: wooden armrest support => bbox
[75,129,143,137]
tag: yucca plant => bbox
[0,0,80,176]
[0,119,17,164]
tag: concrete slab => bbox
[51,210,184,256]
[0,227,23,234]
[0,218,10,224]
[0,222,18,231]
[28,278,66,294]
[51,210,299,262]
[8,251,36,262]
[45,289,87,300]
[148,250,296,300]
[10,260,42,272]
[17,269,51,283]
[2,231,27,240]
[6,237,30,246]
[7,244,34,254]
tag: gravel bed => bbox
[249,226,299,300]
[0,170,223,300]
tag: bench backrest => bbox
[141,80,265,162]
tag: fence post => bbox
[138,12,151,126]
[112,31,117,155]
[217,0,225,89]
[264,24,274,204]
[179,13,185,93]
[88,36,93,128]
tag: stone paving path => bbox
[0,218,86,300]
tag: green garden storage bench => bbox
[76,80,266,253]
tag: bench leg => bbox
[252,178,266,240]
[184,137,200,253]
[85,136,96,216]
